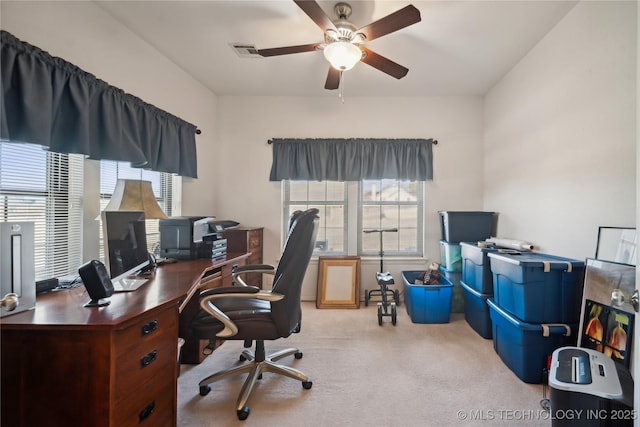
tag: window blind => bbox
[0,141,84,280]
[99,161,175,260]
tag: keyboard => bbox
[112,277,148,293]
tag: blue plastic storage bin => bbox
[487,299,576,384]
[460,280,492,339]
[488,252,585,324]
[402,271,453,324]
[439,211,496,243]
[439,240,462,271]
[461,242,496,294]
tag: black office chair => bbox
[189,208,319,420]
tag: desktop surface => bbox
[1,254,248,327]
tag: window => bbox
[0,142,178,282]
[0,141,84,281]
[283,179,423,257]
[284,181,347,253]
[99,161,176,260]
[359,180,423,256]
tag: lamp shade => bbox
[104,179,167,219]
[323,41,362,71]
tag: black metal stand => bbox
[363,228,400,326]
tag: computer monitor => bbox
[101,210,150,283]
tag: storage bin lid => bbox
[439,211,496,216]
[488,251,584,271]
[461,241,498,252]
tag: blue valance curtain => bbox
[269,138,435,181]
[0,30,198,178]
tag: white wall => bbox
[485,0,638,409]
[211,95,484,298]
[1,1,219,241]
[484,0,637,260]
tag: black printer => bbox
[159,216,234,260]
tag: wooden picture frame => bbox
[316,256,360,309]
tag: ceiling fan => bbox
[257,1,422,90]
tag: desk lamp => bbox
[103,179,168,219]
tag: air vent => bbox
[230,43,261,58]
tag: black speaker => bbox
[78,260,114,307]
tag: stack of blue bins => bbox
[486,252,585,383]
[438,211,497,313]
[460,242,497,339]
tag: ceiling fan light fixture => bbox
[323,41,361,71]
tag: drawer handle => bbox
[141,320,158,336]
[140,349,158,368]
[139,400,155,423]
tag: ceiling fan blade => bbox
[294,0,338,33]
[324,67,340,90]
[356,5,421,42]
[360,47,409,79]
[257,43,322,57]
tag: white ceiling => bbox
[95,0,577,98]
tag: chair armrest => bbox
[232,264,275,287]
[199,287,284,338]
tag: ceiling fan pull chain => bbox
[338,71,345,103]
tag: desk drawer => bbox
[113,370,175,427]
[248,232,262,251]
[114,307,178,402]
[113,331,177,401]
[115,307,178,358]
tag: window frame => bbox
[282,180,348,255]
[282,179,424,258]
[358,179,424,257]
[0,142,178,282]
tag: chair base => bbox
[198,340,312,420]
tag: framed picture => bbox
[581,299,633,367]
[578,258,635,367]
[595,226,636,266]
[316,256,360,309]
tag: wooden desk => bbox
[0,253,249,427]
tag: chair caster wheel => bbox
[302,380,313,389]
[294,351,303,359]
[239,354,247,362]
[237,406,250,420]
[199,385,211,396]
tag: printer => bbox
[549,347,634,427]
[159,216,232,260]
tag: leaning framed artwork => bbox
[578,258,636,367]
[316,256,360,309]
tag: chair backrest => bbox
[270,208,319,337]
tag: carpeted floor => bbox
[177,302,552,426]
